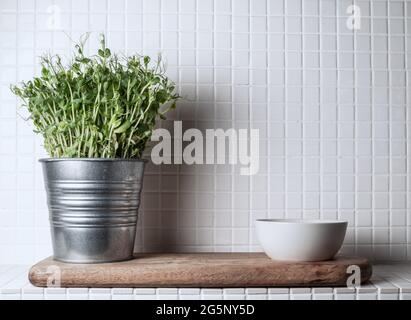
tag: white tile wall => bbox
[0,0,410,264]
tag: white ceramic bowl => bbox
[256,219,348,262]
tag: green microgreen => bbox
[10,34,179,158]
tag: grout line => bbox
[230,0,235,250]
[353,0,359,254]
[370,0,376,258]
[140,0,145,250]
[158,0,163,251]
[247,0,252,251]
[212,0,217,251]
[32,0,38,263]
[283,0,288,221]
[348,0,356,256]
[318,0,324,220]
[404,0,409,261]
[1,7,408,20]
[87,0,91,54]
[173,0,181,251]
[335,0,342,242]
[105,0,109,42]
[301,0,306,218]
[265,0,270,222]
[368,0,374,259]
[387,0,392,259]
[194,0,200,249]
[124,0,128,55]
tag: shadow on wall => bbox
[132,97,408,261]
[134,99,219,253]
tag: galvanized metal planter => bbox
[40,158,146,264]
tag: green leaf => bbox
[41,68,49,77]
[114,120,131,134]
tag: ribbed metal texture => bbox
[40,159,146,263]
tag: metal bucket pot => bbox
[40,158,146,264]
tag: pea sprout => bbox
[11,34,179,158]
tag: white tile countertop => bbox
[0,264,410,300]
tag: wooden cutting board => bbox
[29,253,372,288]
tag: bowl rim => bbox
[256,219,348,225]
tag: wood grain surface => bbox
[29,253,372,288]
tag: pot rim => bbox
[39,158,148,163]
